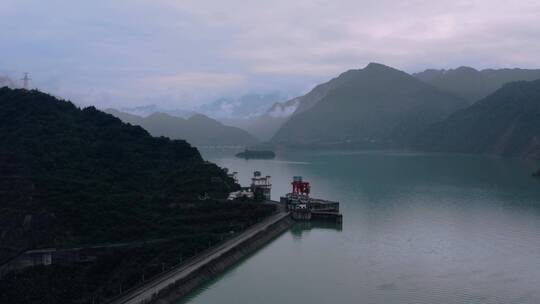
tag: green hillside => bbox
[0,87,273,303]
[105,109,258,147]
[414,79,540,159]
[272,63,467,148]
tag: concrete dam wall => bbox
[110,210,294,304]
[153,214,294,304]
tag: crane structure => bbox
[291,176,310,196]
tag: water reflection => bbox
[290,221,343,239]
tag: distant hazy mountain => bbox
[271,63,468,147]
[221,115,288,142]
[197,92,287,119]
[414,67,540,103]
[120,104,195,118]
[106,109,258,147]
[414,79,540,159]
[217,94,300,141]
[224,85,348,141]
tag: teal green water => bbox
[184,150,540,304]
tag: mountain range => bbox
[414,67,540,103]
[14,63,539,158]
[197,92,287,119]
[114,93,288,142]
[219,97,301,141]
[271,63,468,148]
[119,104,195,118]
[105,109,258,147]
[109,65,540,146]
[229,77,346,141]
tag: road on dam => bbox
[110,201,289,304]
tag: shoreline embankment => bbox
[110,205,293,304]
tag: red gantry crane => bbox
[291,176,310,196]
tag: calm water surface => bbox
[183,150,540,304]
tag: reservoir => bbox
[184,150,540,304]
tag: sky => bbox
[1,0,540,109]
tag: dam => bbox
[109,202,293,304]
[108,173,341,304]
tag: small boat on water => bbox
[235,149,276,159]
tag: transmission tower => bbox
[21,73,31,89]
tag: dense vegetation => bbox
[0,87,274,303]
[105,109,258,147]
[271,63,467,148]
[414,79,540,159]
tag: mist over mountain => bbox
[414,67,540,103]
[220,83,356,141]
[414,79,540,159]
[196,92,288,119]
[113,93,288,142]
[261,72,352,121]
[266,98,300,118]
[120,104,195,118]
[217,96,299,141]
[244,62,383,140]
[271,63,468,148]
[106,109,258,147]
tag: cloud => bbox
[0,75,16,88]
[143,72,246,90]
[169,0,540,73]
[1,0,540,108]
[252,63,344,76]
[268,99,299,118]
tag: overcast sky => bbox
[1,0,540,108]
